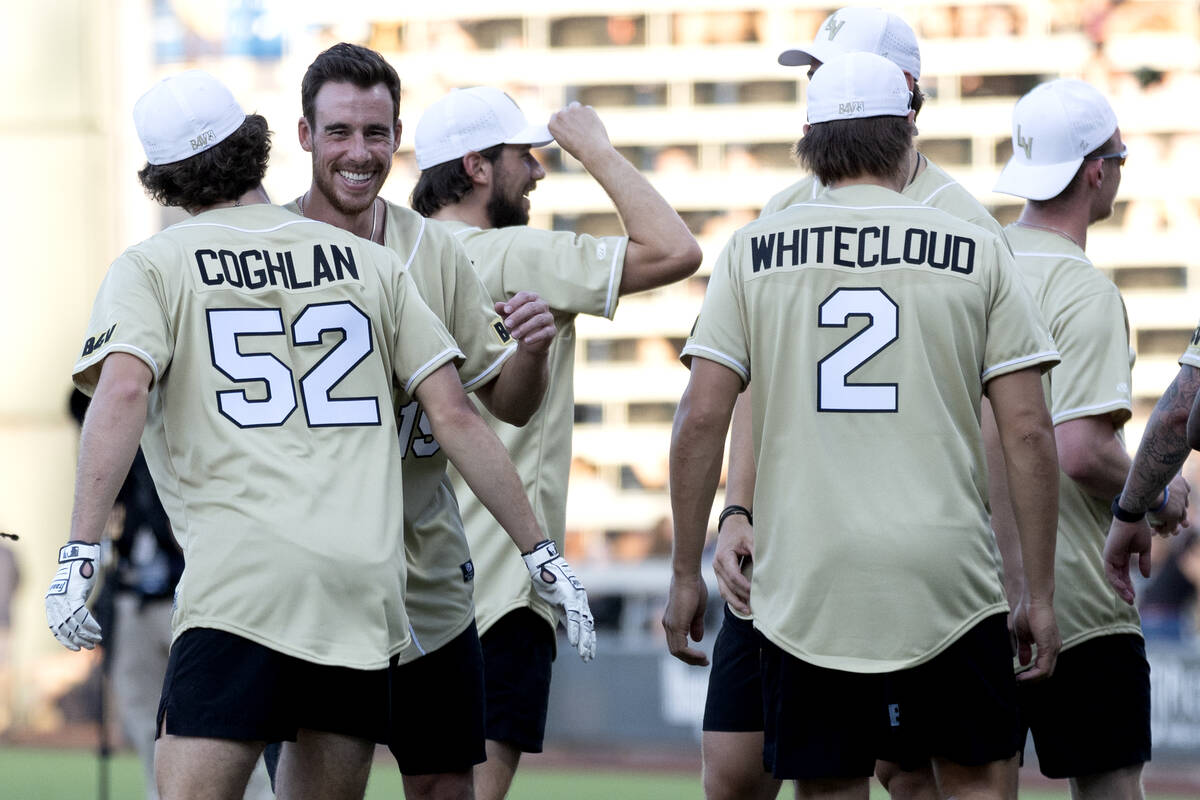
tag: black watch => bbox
[1110,495,1146,523]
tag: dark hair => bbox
[795,115,912,187]
[410,143,504,217]
[911,79,925,118]
[302,43,401,126]
[138,114,271,209]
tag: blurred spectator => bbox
[1139,530,1200,642]
[0,540,18,734]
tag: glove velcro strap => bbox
[58,542,100,563]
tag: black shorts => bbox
[761,614,1021,780]
[1019,633,1150,778]
[156,627,389,744]
[388,621,487,774]
[479,608,555,753]
[703,606,765,732]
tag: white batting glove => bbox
[45,542,103,651]
[522,539,597,662]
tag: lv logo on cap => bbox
[825,16,845,39]
[1017,125,1033,159]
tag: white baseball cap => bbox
[994,79,1118,201]
[133,70,246,165]
[806,52,912,124]
[414,87,553,170]
[780,7,921,81]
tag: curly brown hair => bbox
[137,114,271,209]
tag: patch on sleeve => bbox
[80,323,118,358]
[492,319,512,344]
[460,560,475,583]
[595,241,607,260]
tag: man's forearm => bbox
[724,388,755,509]
[1120,365,1200,510]
[478,344,549,426]
[72,354,151,544]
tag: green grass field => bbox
[0,746,1193,799]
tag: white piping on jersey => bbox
[407,625,427,657]
[461,345,517,392]
[918,182,954,205]
[602,239,624,319]
[77,344,161,385]
[402,347,465,395]
[172,219,313,234]
[401,217,427,271]
[1011,250,1092,266]
[683,345,749,382]
[795,201,947,213]
[1051,399,1131,425]
[981,349,1060,381]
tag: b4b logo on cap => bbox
[190,129,217,151]
[839,101,866,116]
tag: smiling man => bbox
[411,87,702,800]
[275,44,595,800]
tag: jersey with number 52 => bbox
[72,204,463,671]
[683,184,1058,673]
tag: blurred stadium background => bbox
[2,0,1200,795]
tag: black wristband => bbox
[718,504,753,532]
[1111,495,1146,523]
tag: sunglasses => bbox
[1088,146,1127,167]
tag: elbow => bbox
[669,238,704,282]
[1058,447,1099,486]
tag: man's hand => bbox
[662,572,708,666]
[45,541,102,651]
[495,291,554,353]
[1147,474,1190,534]
[547,103,613,166]
[522,540,596,662]
[1104,517,1154,605]
[712,517,753,616]
[1011,594,1059,682]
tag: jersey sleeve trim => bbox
[74,344,162,387]
[680,344,749,384]
[461,345,517,392]
[918,182,954,205]
[1051,399,1132,426]
[402,347,466,395]
[981,349,1060,381]
[602,237,628,320]
[1180,352,1200,369]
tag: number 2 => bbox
[817,288,899,412]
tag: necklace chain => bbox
[298,194,378,242]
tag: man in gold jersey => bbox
[666,52,1062,800]
[992,79,1190,799]
[700,10,1015,800]
[44,71,563,800]
[411,87,702,800]
[261,43,594,800]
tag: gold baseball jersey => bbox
[1007,224,1140,650]
[283,200,517,662]
[73,204,463,670]
[761,158,1009,245]
[439,220,628,635]
[683,185,1058,673]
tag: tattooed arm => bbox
[1104,364,1199,603]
